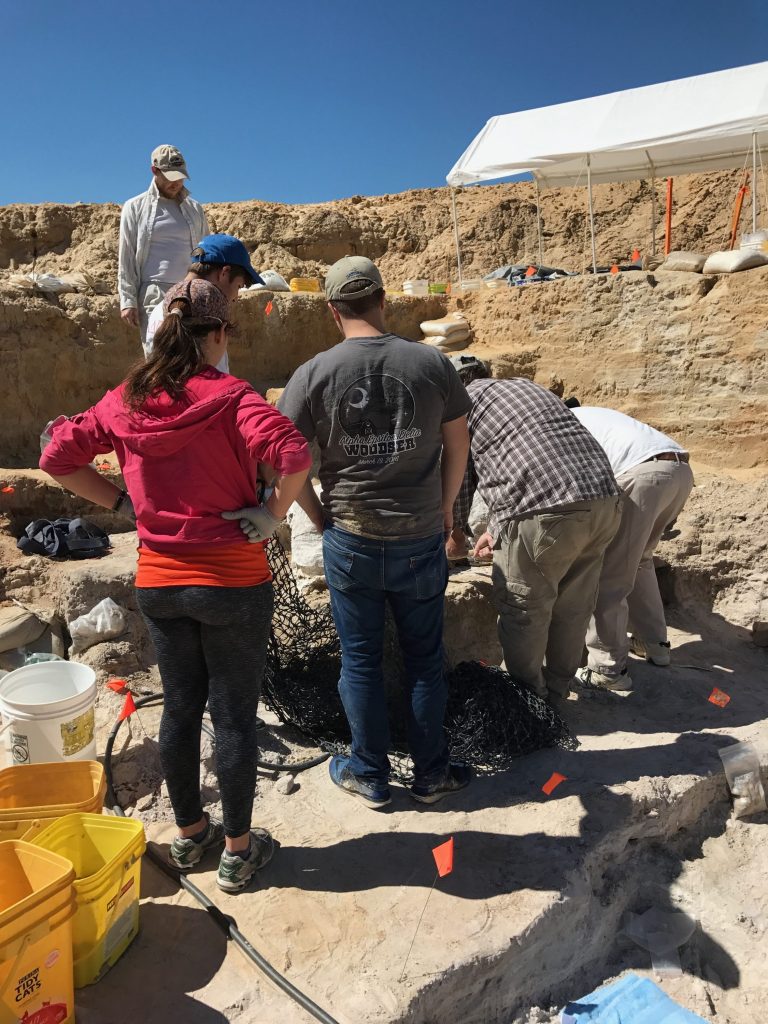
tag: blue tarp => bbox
[561,973,708,1024]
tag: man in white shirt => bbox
[571,405,694,689]
[118,145,209,344]
[143,234,263,373]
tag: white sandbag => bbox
[662,251,706,273]
[420,313,470,338]
[702,249,768,275]
[423,334,471,353]
[258,269,291,291]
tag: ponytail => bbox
[123,299,219,410]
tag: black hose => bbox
[104,692,339,1024]
[105,691,330,775]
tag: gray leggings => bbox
[136,583,274,838]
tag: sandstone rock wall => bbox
[453,267,768,468]
[1,265,766,467]
[0,289,445,466]
[0,171,744,288]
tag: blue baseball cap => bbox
[190,234,264,285]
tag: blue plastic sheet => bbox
[561,973,707,1023]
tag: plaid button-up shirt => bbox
[454,378,619,539]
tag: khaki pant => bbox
[138,281,171,346]
[492,496,622,696]
[586,459,694,674]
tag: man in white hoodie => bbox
[118,145,209,344]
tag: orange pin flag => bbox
[98,461,111,471]
[432,837,454,878]
[264,299,273,316]
[525,266,537,277]
[118,692,137,721]
[708,687,731,707]
[632,248,641,262]
[542,771,567,795]
[1,485,15,494]
[106,678,128,694]
[610,264,619,275]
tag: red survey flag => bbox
[632,248,641,261]
[118,692,137,720]
[542,772,567,795]
[432,837,454,878]
[265,300,273,316]
[1,485,14,494]
[610,264,619,275]
[708,687,731,707]
[106,678,128,693]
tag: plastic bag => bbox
[719,741,767,818]
[68,597,127,654]
[40,414,69,454]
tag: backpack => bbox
[17,518,111,559]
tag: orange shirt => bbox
[135,542,271,588]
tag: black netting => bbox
[263,539,578,778]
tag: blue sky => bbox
[4,0,767,205]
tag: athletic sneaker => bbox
[216,828,275,893]
[168,814,225,871]
[629,636,671,667]
[410,763,473,804]
[575,666,633,691]
[328,755,391,809]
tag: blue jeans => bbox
[322,524,450,785]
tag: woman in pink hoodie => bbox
[41,279,311,893]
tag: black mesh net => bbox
[262,539,578,779]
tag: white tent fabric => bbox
[447,63,768,188]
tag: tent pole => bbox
[535,178,544,266]
[646,151,657,257]
[587,156,597,273]
[651,174,657,256]
[753,131,758,233]
[664,178,674,255]
[451,188,464,285]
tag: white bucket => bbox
[0,662,97,766]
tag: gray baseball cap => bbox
[151,144,189,181]
[325,256,384,301]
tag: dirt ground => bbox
[1,466,766,1023]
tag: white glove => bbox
[221,505,283,543]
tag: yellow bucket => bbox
[0,761,106,842]
[289,277,322,293]
[0,839,76,1024]
[31,813,145,988]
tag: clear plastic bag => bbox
[68,598,127,654]
[719,741,767,818]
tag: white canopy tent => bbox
[446,62,768,275]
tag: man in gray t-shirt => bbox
[278,256,472,808]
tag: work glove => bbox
[221,505,283,543]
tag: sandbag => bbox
[420,313,470,338]
[0,606,47,654]
[702,249,768,275]
[258,269,291,291]
[662,251,707,273]
[423,334,471,353]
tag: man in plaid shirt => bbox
[448,357,622,700]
